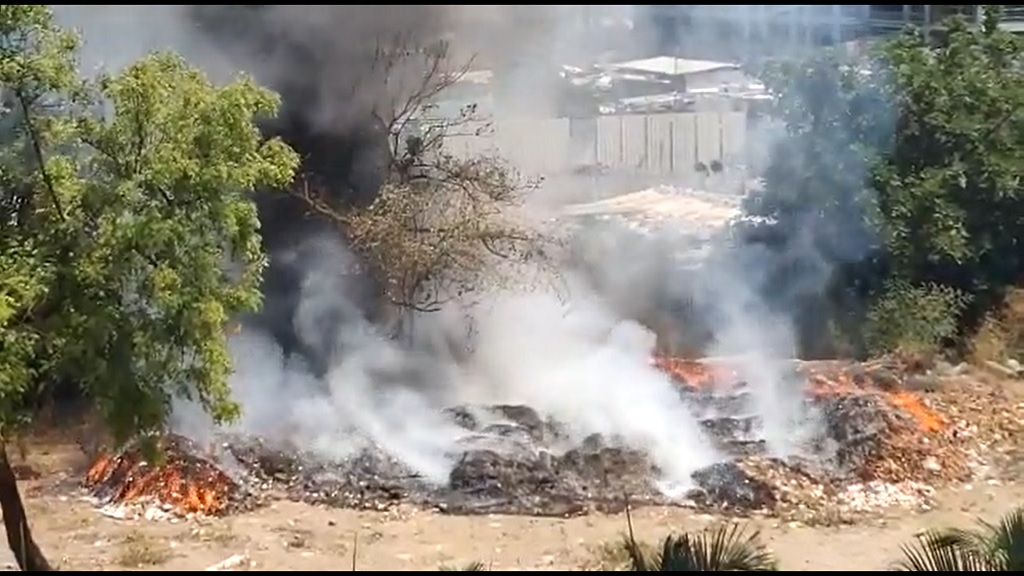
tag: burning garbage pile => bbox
[213,404,673,518]
[83,406,674,520]
[657,355,978,520]
[83,434,261,518]
[81,356,997,523]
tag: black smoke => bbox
[186,6,447,373]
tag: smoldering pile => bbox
[222,403,672,518]
[83,404,670,519]
[82,357,988,524]
[663,356,976,522]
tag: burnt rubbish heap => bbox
[84,358,974,522]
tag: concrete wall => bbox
[441,111,748,180]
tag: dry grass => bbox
[971,288,1024,364]
[972,314,1011,364]
[580,540,632,571]
[579,538,660,571]
[115,530,173,568]
[191,522,237,547]
[273,525,314,550]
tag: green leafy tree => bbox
[745,8,1024,357]
[0,5,297,569]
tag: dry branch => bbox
[293,35,550,318]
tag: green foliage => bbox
[864,280,969,357]
[746,9,1024,357]
[896,530,991,571]
[0,6,298,441]
[895,505,1024,571]
[623,523,777,572]
[0,4,84,430]
[65,54,297,441]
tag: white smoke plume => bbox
[53,5,853,490]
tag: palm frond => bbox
[893,530,989,571]
[979,505,1024,571]
[623,532,662,571]
[622,503,776,572]
[439,560,487,571]
[657,524,778,571]
[941,506,1024,571]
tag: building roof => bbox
[607,56,740,77]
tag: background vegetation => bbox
[742,7,1024,363]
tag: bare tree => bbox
[297,39,549,323]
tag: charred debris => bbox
[85,358,968,522]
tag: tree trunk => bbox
[0,441,54,571]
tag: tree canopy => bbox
[1,6,298,443]
[0,5,298,568]
[743,7,1024,359]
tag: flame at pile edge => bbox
[84,439,240,517]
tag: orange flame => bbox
[652,355,945,433]
[84,448,235,516]
[889,391,944,433]
[652,356,723,389]
[85,454,114,485]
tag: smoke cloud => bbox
[54,5,870,491]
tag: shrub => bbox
[864,279,969,358]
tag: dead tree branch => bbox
[292,35,551,319]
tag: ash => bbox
[221,404,671,517]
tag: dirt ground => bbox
[4,432,1023,572]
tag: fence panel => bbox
[443,112,747,179]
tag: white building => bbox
[607,57,747,93]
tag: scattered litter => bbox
[204,554,249,571]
